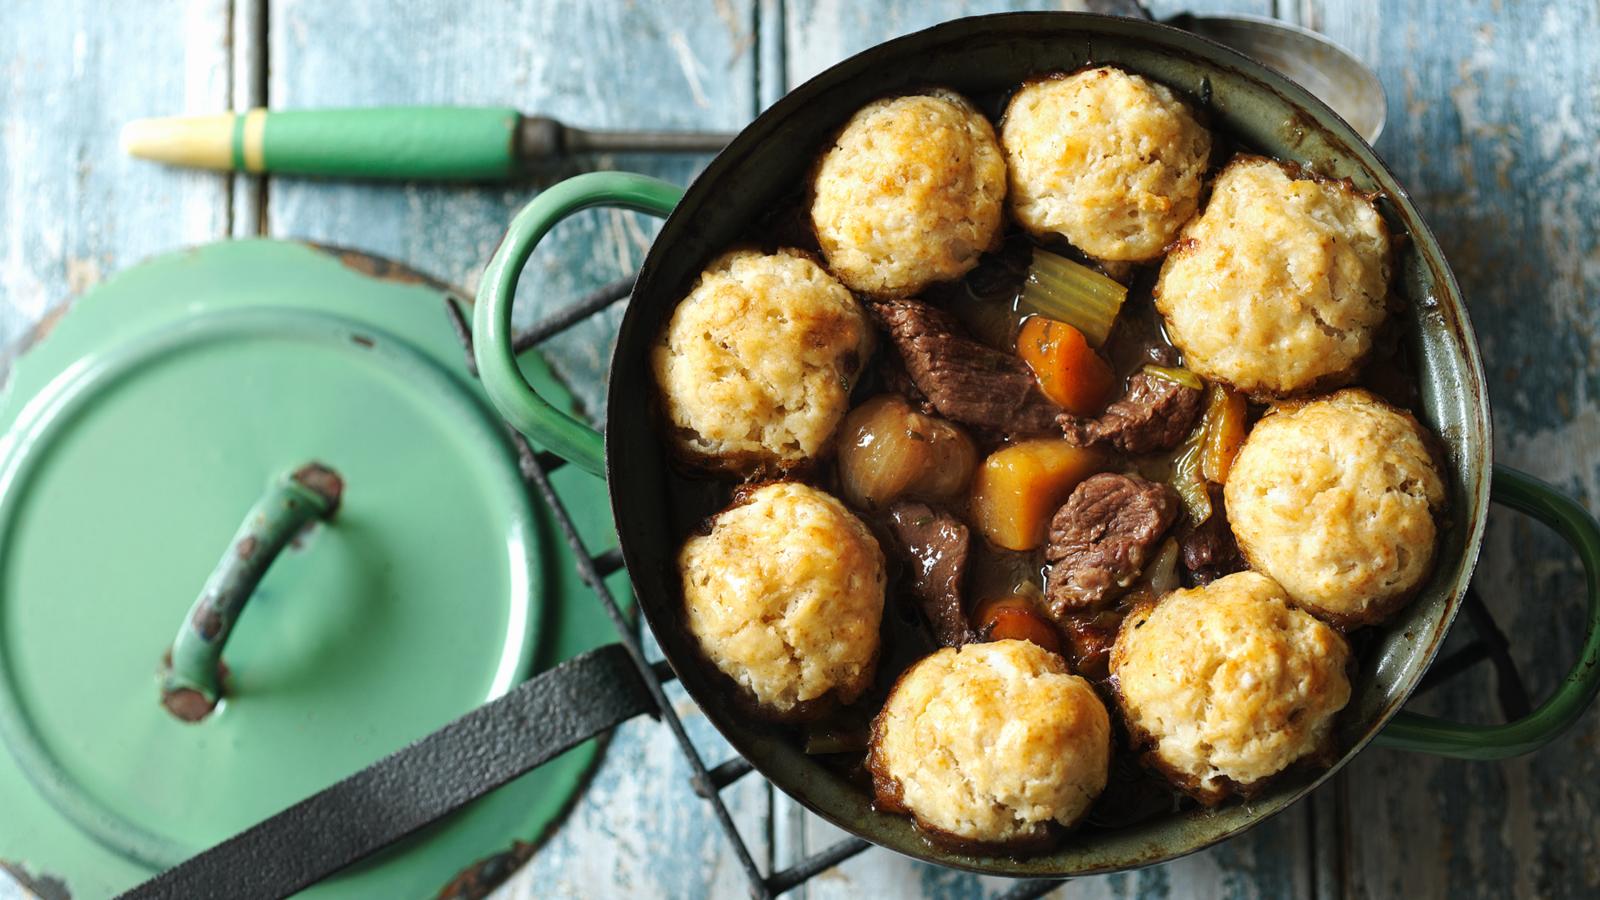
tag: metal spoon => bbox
[1087,0,1386,142]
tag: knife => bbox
[121,107,735,181]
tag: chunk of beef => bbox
[1058,610,1124,685]
[872,298,1060,435]
[1043,473,1180,619]
[884,501,971,646]
[1180,488,1245,586]
[1059,371,1202,454]
[875,353,931,414]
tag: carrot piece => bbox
[969,439,1102,550]
[1016,316,1115,416]
[975,595,1064,655]
[1200,383,1248,484]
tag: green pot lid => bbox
[0,241,623,897]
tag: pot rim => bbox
[609,10,1491,877]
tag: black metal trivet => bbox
[442,276,1534,900]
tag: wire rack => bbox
[440,276,1532,900]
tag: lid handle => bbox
[158,463,344,722]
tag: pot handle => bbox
[473,171,685,477]
[1376,465,1600,758]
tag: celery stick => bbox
[1017,248,1127,346]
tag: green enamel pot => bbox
[473,12,1600,877]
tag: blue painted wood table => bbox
[2,1,1597,897]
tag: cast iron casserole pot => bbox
[470,12,1600,877]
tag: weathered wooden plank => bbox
[0,2,233,895]
[266,0,759,421]
[263,3,768,898]
[0,0,232,354]
[776,3,1319,899]
[758,0,789,110]
[1290,2,1600,898]
[783,812,1309,900]
[782,0,1274,88]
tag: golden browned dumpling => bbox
[810,89,1007,297]
[1224,389,1447,627]
[1111,572,1352,803]
[868,640,1111,846]
[1001,66,1211,262]
[652,249,873,476]
[1154,156,1392,396]
[679,482,885,718]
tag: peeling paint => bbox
[62,257,99,296]
[0,861,70,900]
[667,30,713,110]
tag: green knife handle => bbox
[259,107,521,180]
